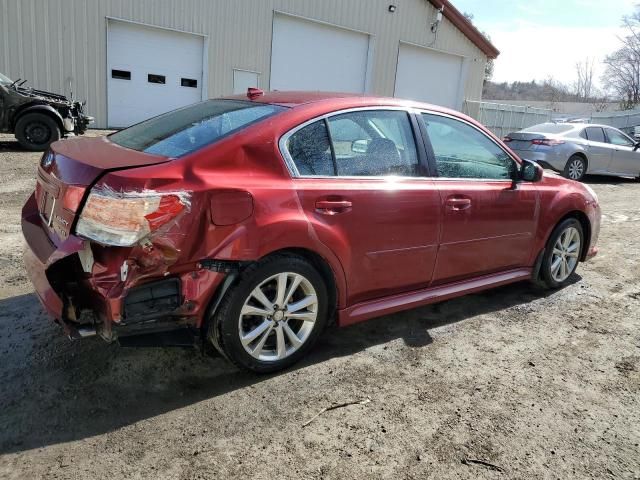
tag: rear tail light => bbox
[75,186,190,247]
[503,136,512,143]
[531,138,565,146]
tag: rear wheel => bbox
[15,113,61,151]
[208,255,329,373]
[540,218,584,289]
[563,155,587,181]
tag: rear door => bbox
[582,127,613,173]
[419,112,539,285]
[282,108,441,305]
[604,127,640,176]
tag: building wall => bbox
[0,0,489,128]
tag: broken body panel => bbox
[21,105,346,341]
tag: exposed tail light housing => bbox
[75,186,190,247]
[531,138,565,146]
[62,185,87,212]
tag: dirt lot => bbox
[0,131,638,480]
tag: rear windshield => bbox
[109,99,286,157]
[522,123,575,134]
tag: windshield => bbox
[0,73,12,85]
[109,99,286,157]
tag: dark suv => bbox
[0,73,93,151]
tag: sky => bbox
[452,0,637,91]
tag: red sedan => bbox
[22,91,601,372]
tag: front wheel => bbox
[563,155,587,181]
[540,218,584,289]
[14,113,61,151]
[208,255,329,373]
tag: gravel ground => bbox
[0,131,639,480]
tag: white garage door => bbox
[395,44,465,109]
[107,20,204,128]
[270,14,370,93]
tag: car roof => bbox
[222,90,457,114]
[551,122,614,129]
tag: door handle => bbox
[315,199,353,215]
[445,197,472,211]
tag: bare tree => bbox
[575,58,595,100]
[603,9,640,109]
[542,77,570,111]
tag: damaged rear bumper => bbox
[21,192,227,342]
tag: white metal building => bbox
[0,0,499,128]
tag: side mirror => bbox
[351,139,370,154]
[520,159,543,182]
[634,141,640,152]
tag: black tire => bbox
[540,218,584,289]
[208,255,329,373]
[563,155,587,181]
[14,113,61,151]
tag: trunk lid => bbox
[35,136,169,242]
[505,132,550,151]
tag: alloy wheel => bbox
[550,226,581,282]
[238,272,318,362]
[567,159,585,180]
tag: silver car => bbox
[505,122,640,181]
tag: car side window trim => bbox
[416,109,520,182]
[323,117,340,175]
[278,106,431,179]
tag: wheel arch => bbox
[554,210,592,261]
[568,151,589,172]
[13,104,64,131]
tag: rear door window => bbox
[585,127,606,143]
[109,100,286,157]
[327,110,419,177]
[284,110,421,177]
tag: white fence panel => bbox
[463,100,553,137]
[591,110,640,134]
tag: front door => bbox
[282,108,441,305]
[605,127,640,176]
[420,112,539,285]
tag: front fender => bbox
[532,174,598,262]
[15,104,65,129]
